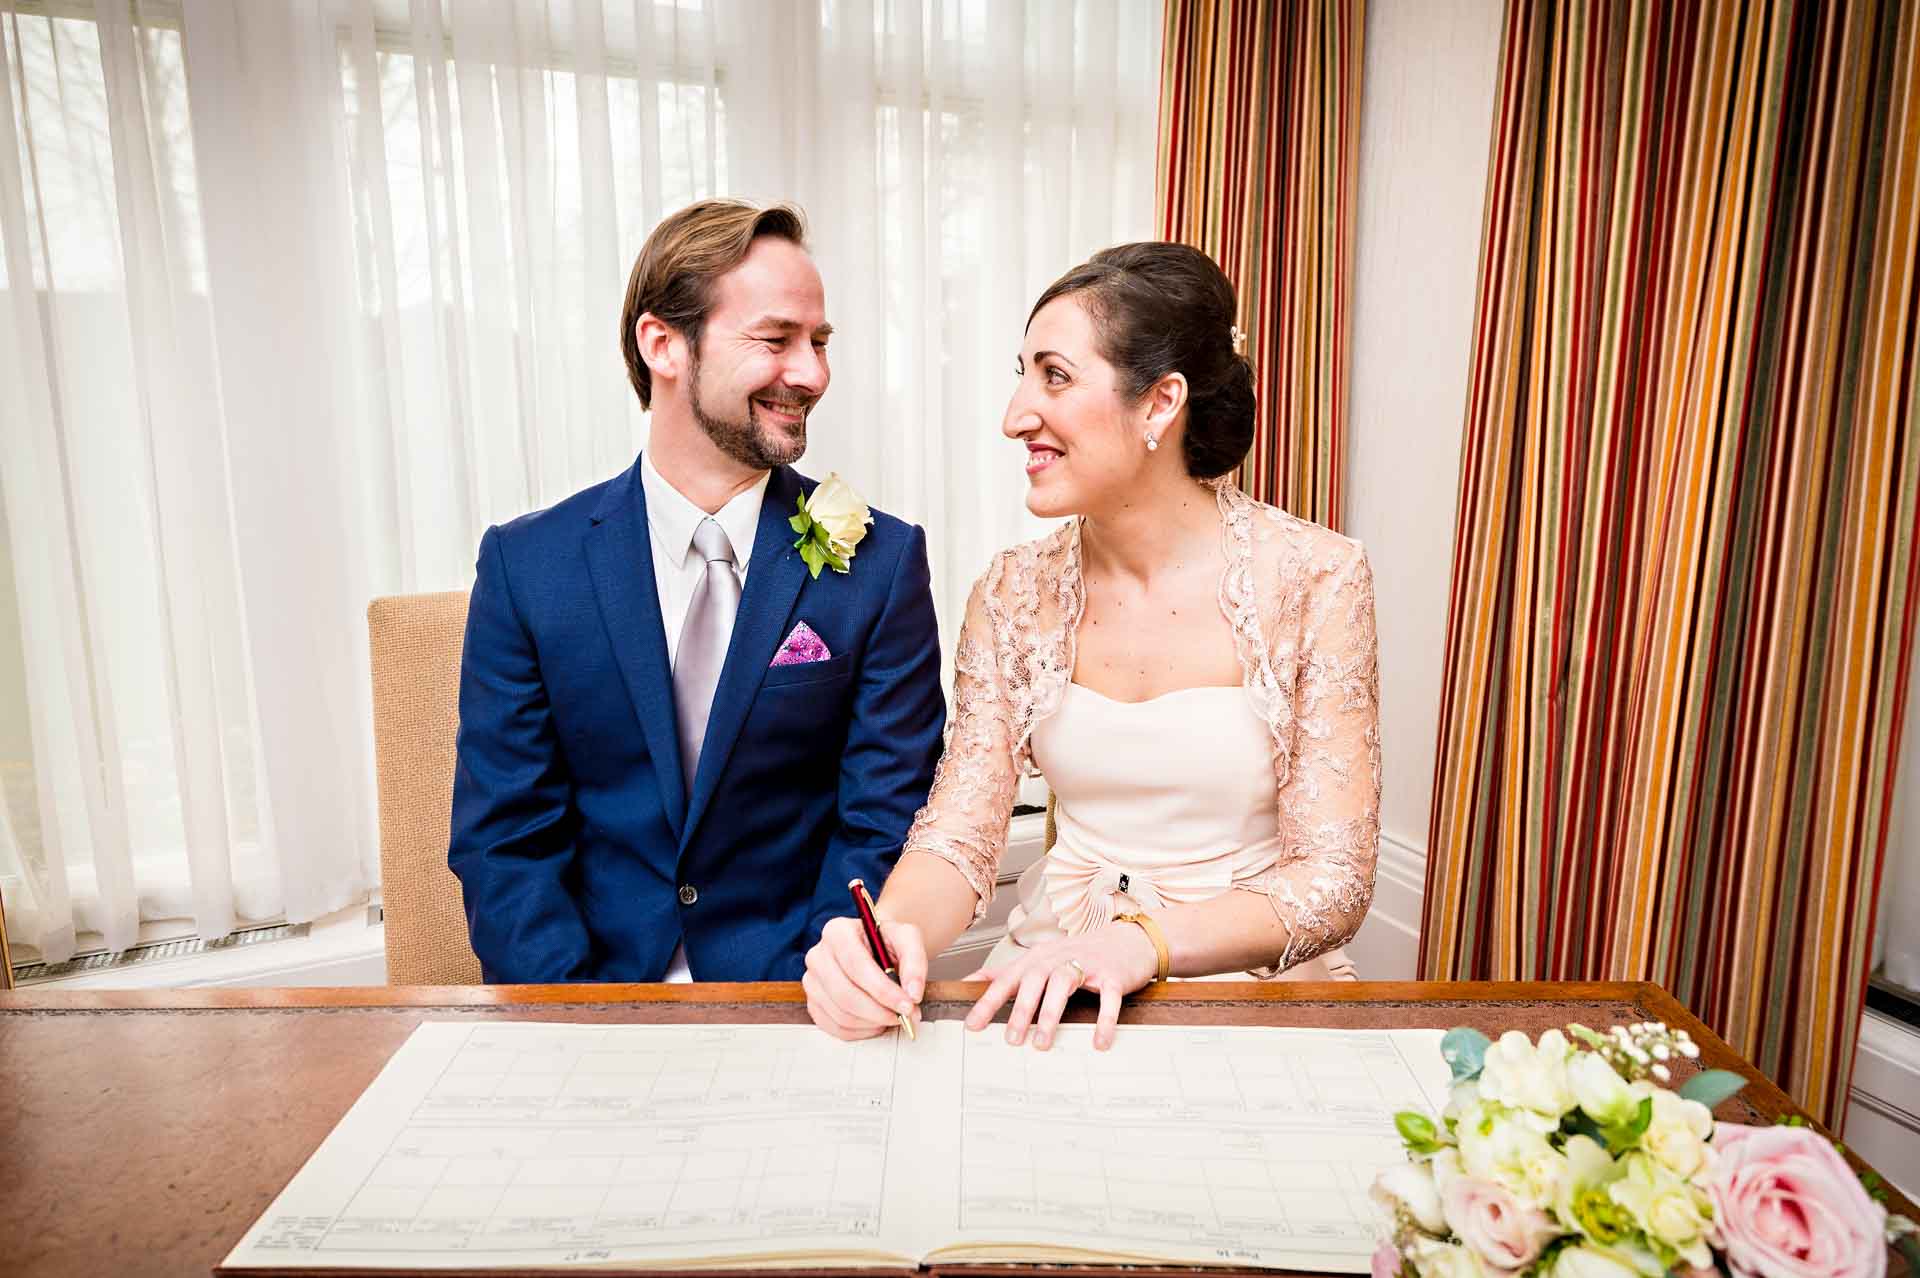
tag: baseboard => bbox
[1845,1011,1920,1199]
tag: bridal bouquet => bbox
[1371,1023,1920,1278]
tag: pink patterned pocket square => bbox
[771,621,832,667]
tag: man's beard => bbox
[688,346,810,470]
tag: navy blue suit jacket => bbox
[448,460,946,982]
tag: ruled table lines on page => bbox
[230,1022,905,1266]
[947,1026,1449,1269]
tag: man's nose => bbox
[783,342,828,395]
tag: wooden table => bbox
[1,980,1911,1278]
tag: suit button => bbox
[678,884,698,906]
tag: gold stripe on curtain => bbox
[1421,0,1920,1125]
[1156,0,1366,529]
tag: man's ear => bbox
[636,313,683,386]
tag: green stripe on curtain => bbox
[1421,0,1920,1125]
[1156,0,1365,528]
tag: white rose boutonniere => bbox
[789,473,874,579]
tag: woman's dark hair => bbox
[1027,242,1254,480]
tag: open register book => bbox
[219,1019,1449,1274]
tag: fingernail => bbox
[909,981,923,1000]
[1037,1033,1051,1050]
[1007,1029,1022,1045]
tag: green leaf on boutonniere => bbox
[789,512,809,535]
[1676,1069,1747,1109]
[799,540,827,579]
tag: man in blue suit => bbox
[450,200,946,983]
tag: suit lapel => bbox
[680,466,810,848]
[584,461,688,838]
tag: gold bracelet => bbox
[1114,911,1170,982]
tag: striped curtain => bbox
[1156,0,1365,529]
[1420,0,1920,1125]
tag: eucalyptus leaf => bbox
[1441,1027,1491,1083]
[1677,1069,1747,1109]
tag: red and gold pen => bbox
[847,878,916,1040]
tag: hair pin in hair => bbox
[1229,324,1247,356]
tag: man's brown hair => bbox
[619,199,809,409]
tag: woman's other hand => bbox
[803,916,927,1040]
[961,920,1159,1050]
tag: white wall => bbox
[1343,0,1505,983]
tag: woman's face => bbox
[1003,295,1147,519]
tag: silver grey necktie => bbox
[672,517,741,793]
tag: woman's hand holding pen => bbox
[961,921,1159,1052]
[803,914,927,1041]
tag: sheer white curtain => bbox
[0,0,1160,963]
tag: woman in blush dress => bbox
[804,242,1380,1050]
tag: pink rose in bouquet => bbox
[1441,1176,1557,1270]
[1707,1123,1887,1278]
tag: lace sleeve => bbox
[1236,539,1382,973]
[900,568,1018,919]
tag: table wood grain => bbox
[1,980,1908,1278]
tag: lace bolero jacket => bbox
[901,480,1382,974]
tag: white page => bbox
[221,1021,930,1271]
[917,1024,1450,1272]
[222,1020,1449,1273]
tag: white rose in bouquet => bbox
[1374,1162,1449,1238]
[1458,1103,1568,1202]
[1555,1243,1647,1278]
[1609,1152,1714,1270]
[1407,1237,1496,1278]
[1568,1051,1641,1127]
[1481,1029,1577,1129]
[1637,1086,1714,1180]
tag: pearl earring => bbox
[1145,432,1159,452]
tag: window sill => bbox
[28,902,387,990]
[24,813,1051,991]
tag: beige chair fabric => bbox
[1040,795,1359,981]
[367,591,482,986]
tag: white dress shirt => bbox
[638,450,770,981]
[640,449,768,667]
